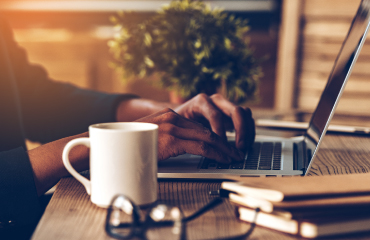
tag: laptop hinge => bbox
[293,141,306,171]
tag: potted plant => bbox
[109,0,262,104]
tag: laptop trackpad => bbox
[158,154,202,170]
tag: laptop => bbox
[158,0,370,179]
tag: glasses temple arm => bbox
[183,198,223,222]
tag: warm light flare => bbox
[13,28,73,42]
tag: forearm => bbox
[27,132,89,196]
[27,98,176,196]
[27,98,179,196]
[116,98,179,122]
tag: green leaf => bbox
[224,37,231,49]
[144,33,152,46]
[194,39,202,48]
[201,66,213,73]
[108,0,262,103]
[144,56,154,68]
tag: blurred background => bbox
[1,0,369,128]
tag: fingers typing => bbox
[135,108,243,162]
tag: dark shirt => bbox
[0,18,132,239]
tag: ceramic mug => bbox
[62,122,158,207]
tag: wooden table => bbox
[31,133,370,240]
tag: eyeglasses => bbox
[105,194,259,240]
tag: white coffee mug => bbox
[62,122,158,207]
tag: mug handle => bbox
[62,138,91,195]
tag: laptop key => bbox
[201,142,281,171]
[231,163,243,169]
[273,142,282,170]
[201,158,230,169]
[201,158,217,169]
[207,163,217,169]
[244,142,261,170]
[258,142,274,170]
[258,165,272,170]
[217,163,230,169]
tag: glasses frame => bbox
[105,195,259,240]
[105,195,186,240]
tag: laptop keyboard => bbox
[200,142,282,170]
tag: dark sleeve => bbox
[0,148,41,239]
[1,19,138,143]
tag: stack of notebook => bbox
[221,174,370,238]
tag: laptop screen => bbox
[304,0,370,173]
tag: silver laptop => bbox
[158,0,370,179]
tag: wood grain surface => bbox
[31,134,370,240]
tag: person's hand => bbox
[174,93,255,152]
[135,108,244,163]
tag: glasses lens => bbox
[107,195,137,238]
[146,204,184,240]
